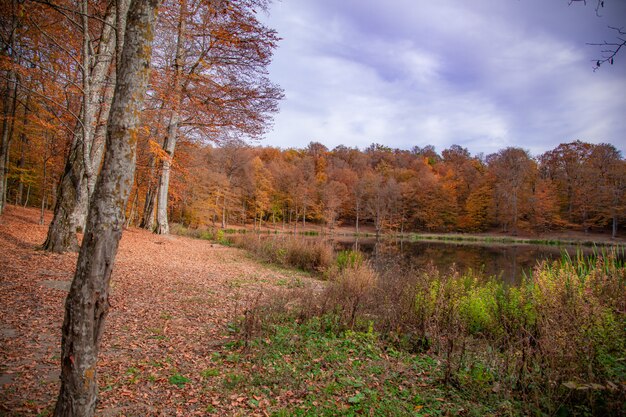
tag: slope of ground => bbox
[0,206,318,416]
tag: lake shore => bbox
[182,220,624,246]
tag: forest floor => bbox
[0,205,325,416]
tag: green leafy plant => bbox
[168,373,191,388]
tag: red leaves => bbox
[0,205,314,415]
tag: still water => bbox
[332,238,611,284]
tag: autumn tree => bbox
[150,0,282,234]
[321,180,348,230]
[586,143,625,237]
[40,0,130,252]
[487,147,536,235]
[539,141,600,230]
[527,177,561,232]
[0,0,21,214]
[53,0,159,415]
[441,144,484,228]
[462,180,494,232]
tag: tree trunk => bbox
[53,1,158,415]
[40,150,48,225]
[141,184,157,230]
[221,193,227,228]
[43,141,83,252]
[0,65,17,215]
[0,0,18,215]
[16,100,30,206]
[44,1,125,251]
[155,0,186,235]
[355,200,360,234]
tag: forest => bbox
[156,139,626,237]
[1,1,625,248]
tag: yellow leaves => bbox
[148,139,172,162]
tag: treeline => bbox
[1,2,624,247]
[164,140,625,236]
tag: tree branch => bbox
[587,26,626,70]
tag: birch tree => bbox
[43,0,130,252]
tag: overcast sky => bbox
[257,0,626,157]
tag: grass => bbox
[229,234,334,274]
[168,372,191,388]
[170,223,231,245]
[231,248,626,416]
[223,317,515,416]
[408,232,619,247]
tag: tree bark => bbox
[53,0,158,414]
[44,0,127,251]
[140,181,157,229]
[0,64,17,215]
[221,193,227,229]
[155,0,186,235]
[16,96,30,206]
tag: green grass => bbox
[225,316,516,417]
[168,372,191,388]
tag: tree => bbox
[462,180,494,232]
[321,180,348,230]
[42,0,130,252]
[539,141,595,229]
[587,143,625,237]
[569,0,626,69]
[151,0,282,234]
[487,147,536,235]
[53,0,159,414]
[0,0,19,215]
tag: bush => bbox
[230,234,334,274]
[323,261,377,328]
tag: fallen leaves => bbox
[0,205,317,416]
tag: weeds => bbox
[230,234,334,274]
[170,223,231,245]
[239,249,626,416]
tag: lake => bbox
[331,237,616,284]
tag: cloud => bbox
[259,0,626,156]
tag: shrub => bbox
[324,261,377,328]
[230,234,334,274]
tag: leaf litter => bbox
[0,206,317,416]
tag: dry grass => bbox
[230,234,334,273]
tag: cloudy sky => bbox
[258,0,626,156]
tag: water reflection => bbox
[332,238,605,284]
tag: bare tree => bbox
[569,0,625,70]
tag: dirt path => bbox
[0,206,318,416]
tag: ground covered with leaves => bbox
[0,206,319,416]
[1,205,566,416]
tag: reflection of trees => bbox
[332,237,624,284]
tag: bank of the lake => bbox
[0,206,551,417]
[223,233,626,416]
